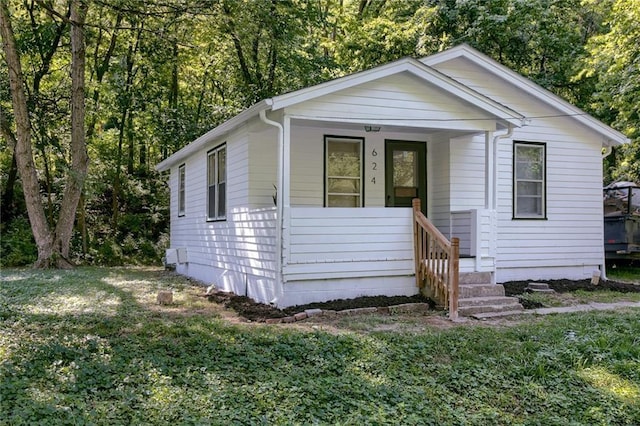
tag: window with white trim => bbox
[178,164,185,216]
[513,142,546,219]
[325,136,363,207]
[207,144,226,220]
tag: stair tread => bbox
[459,303,524,316]
[458,296,521,308]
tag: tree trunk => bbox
[0,1,54,265]
[1,0,89,268]
[52,0,89,263]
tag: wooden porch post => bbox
[449,237,460,320]
[412,198,421,288]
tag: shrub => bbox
[0,216,37,267]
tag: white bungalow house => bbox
[156,44,628,310]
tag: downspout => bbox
[600,144,614,280]
[259,107,285,305]
[492,125,514,210]
[488,125,514,284]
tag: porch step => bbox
[457,287,524,316]
[459,301,524,317]
[458,296,520,308]
[459,283,505,299]
[459,272,492,285]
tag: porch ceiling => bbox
[291,117,487,138]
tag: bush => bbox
[0,217,37,267]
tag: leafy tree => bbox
[579,0,639,183]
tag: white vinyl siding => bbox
[431,57,606,280]
[286,72,497,132]
[178,164,185,216]
[169,125,277,304]
[513,142,546,219]
[207,144,226,220]
[325,137,363,207]
[284,207,414,281]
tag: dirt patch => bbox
[207,291,433,322]
[502,279,640,296]
[206,278,640,323]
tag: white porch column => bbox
[484,131,494,210]
[282,115,291,269]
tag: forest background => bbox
[1,0,638,268]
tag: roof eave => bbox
[272,57,525,127]
[422,44,629,146]
[155,100,272,172]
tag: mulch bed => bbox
[207,292,432,322]
[502,279,640,296]
[207,279,639,322]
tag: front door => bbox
[385,140,426,212]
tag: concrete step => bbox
[526,282,556,293]
[459,301,524,316]
[459,272,492,285]
[459,284,505,298]
[458,296,519,308]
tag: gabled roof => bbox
[421,44,629,147]
[269,57,525,126]
[157,55,524,172]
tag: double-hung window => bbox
[178,164,186,216]
[513,142,546,219]
[207,144,226,220]
[325,136,363,207]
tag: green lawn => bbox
[1,268,639,425]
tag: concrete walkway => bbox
[471,301,640,320]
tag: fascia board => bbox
[422,44,629,146]
[155,100,271,172]
[272,57,524,127]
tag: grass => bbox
[2,267,640,425]
[607,264,640,283]
[519,289,640,308]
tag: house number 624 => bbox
[371,148,378,184]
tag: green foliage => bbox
[578,0,640,183]
[1,0,636,266]
[1,267,640,424]
[0,217,37,267]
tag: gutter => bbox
[492,125,514,210]
[259,107,285,306]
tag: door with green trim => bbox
[385,140,426,212]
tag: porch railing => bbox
[412,199,459,320]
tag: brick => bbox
[265,318,283,324]
[304,309,323,317]
[282,316,296,323]
[293,312,308,321]
[388,303,430,314]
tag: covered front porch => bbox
[262,116,513,309]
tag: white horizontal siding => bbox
[248,126,278,208]
[283,207,414,281]
[279,275,417,308]
[449,134,486,210]
[289,124,429,208]
[428,136,450,235]
[286,72,496,131]
[168,123,278,304]
[432,56,606,280]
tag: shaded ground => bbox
[207,278,639,322]
[503,279,640,309]
[503,278,640,296]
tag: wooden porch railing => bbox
[412,199,460,320]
